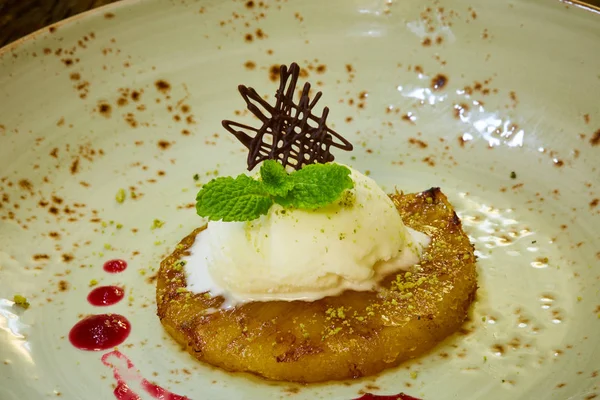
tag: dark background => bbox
[0,0,118,47]
[0,0,598,48]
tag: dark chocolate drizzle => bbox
[222,62,353,171]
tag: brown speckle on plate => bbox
[422,156,435,166]
[70,158,80,175]
[255,29,266,39]
[155,80,171,93]
[268,64,280,82]
[58,280,70,292]
[409,138,428,148]
[509,90,519,107]
[590,129,600,146]
[491,344,505,356]
[402,113,416,124]
[18,179,33,192]
[97,102,112,118]
[158,140,172,150]
[431,74,448,91]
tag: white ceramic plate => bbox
[1,0,599,399]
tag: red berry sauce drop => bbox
[87,286,125,306]
[141,381,189,400]
[354,394,421,400]
[102,350,189,400]
[103,259,128,273]
[113,382,140,400]
[69,314,131,351]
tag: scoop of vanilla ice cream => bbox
[184,165,429,303]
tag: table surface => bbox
[0,0,119,47]
[0,0,598,48]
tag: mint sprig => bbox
[260,160,294,197]
[273,163,355,209]
[195,175,273,222]
[196,161,354,222]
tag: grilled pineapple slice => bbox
[156,188,477,383]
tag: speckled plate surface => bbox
[0,0,599,399]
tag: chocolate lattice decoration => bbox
[222,62,353,171]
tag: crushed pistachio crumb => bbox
[299,323,309,339]
[104,243,112,250]
[410,371,418,379]
[339,190,356,207]
[151,219,165,230]
[322,326,342,340]
[89,279,98,287]
[193,173,200,181]
[115,188,126,203]
[13,295,29,309]
[172,260,186,271]
[510,171,517,179]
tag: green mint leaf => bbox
[196,175,273,222]
[276,163,354,210]
[260,160,294,197]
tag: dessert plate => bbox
[0,0,599,399]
